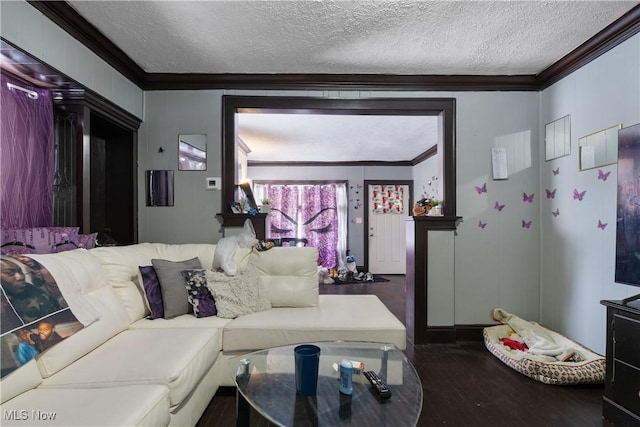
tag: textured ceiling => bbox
[67,1,637,75]
[65,1,639,162]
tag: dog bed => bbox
[483,309,606,385]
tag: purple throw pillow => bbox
[77,233,98,249]
[1,227,80,254]
[182,269,217,317]
[139,265,164,319]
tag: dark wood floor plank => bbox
[197,275,604,427]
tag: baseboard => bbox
[424,324,492,344]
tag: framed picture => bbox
[578,124,621,171]
[229,202,242,214]
[545,115,571,161]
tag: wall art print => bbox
[371,185,404,214]
[615,123,640,286]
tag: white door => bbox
[367,184,408,274]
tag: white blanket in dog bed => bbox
[483,309,605,385]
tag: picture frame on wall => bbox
[545,115,571,161]
[578,123,621,171]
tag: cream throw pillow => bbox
[205,264,271,319]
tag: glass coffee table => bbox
[232,341,423,427]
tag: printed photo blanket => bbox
[1,254,84,378]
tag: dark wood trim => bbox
[537,5,640,89]
[363,180,414,274]
[222,96,457,219]
[409,215,462,231]
[424,324,493,344]
[143,73,539,91]
[425,327,457,344]
[28,3,640,92]
[248,160,413,167]
[27,1,145,87]
[216,213,267,240]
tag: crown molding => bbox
[27,1,146,86]
[28,2,640,92]
[537,4,640,89]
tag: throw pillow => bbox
[138,265,164,319]
[205,263,271,319]
[77,232,98,249]
[52,228,80,253]
[1,227,80,255]
[151,257,202,319]
[182,269,217,317]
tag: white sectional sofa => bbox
[0,243,406,426]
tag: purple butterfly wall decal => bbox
[522,192,534,203]
[478,220,487,229]
[522,220,532,229]
[552,167,560,176]
[545,188,556,199]
[494,201,505,211]
[475,183,487,194]
[573,189,586,201]
[597,169,611,181]
[597,220,608,230]
[552,209,560,217]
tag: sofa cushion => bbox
[1,385,170,426]
[40,327,221,407]
[152,257,202,319]
[90,243,230,323]
[0,359,42,404]
[222,295,406,352]
[130,313,232,331]
[251,247,319,307]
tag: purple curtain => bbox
[301,185,338,268]
[1,73,54,229]
[267,185,299,237]
[266,184,339,268]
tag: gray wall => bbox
[5,0,640,353]
[538,34,640,353]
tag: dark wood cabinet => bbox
[601,298,640,426]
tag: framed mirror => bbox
[179,134,207,171]
[578,124,621,171]
[145,170,174,206]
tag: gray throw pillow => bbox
[151,257,202,318]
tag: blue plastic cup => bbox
[294,344,321,396]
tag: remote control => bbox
[363,370,392,400]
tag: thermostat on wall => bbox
[206,177,221,190]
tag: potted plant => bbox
[430,198,442,216]
[260,197,271,214]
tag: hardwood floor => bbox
[196,275,605,426]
